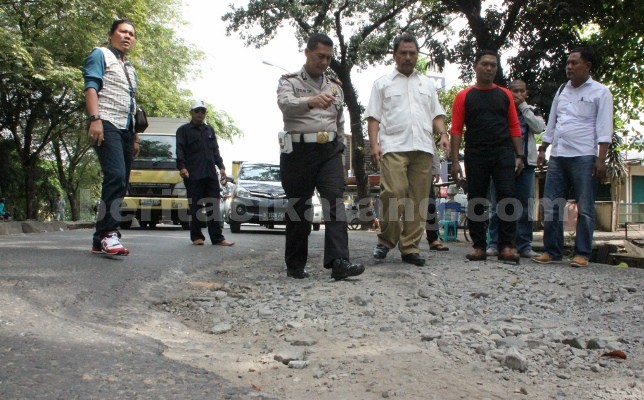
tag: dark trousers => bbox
[185,176,225,244]
[425,181,439,243]
[280,140,349,270]
[464,148,517,250]
[93,121,133,248]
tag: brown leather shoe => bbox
[570,255,589,267]
[498,247,520,264]
[466,248,487,261]
[213,239,235,246]
[192,238,205,245]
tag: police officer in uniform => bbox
[277,33,364,281]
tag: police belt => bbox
[289,131,336,144]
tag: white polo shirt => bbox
[544,77,613,157]
[366,69,445,155]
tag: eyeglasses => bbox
[193,108,207,114]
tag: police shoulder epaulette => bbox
[329,76,342,85]
[281,73,298,79]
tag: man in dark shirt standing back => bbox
[176,100,234,247]
[449,50,524,263]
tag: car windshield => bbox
[137,135,175,161]
[239,164,281,182]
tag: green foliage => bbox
[0,0,241,219]
[440,0,642,151]
[223,0,452,200]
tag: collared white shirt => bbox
[544,77,613,157]
[366,69,445,155]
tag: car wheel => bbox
[120,219,133,230]
[180,221,190,230]
[312,223,320,231]
[229,221,241,233]
[349,218,360,230]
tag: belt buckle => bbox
[316,131,329,144]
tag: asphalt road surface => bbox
[0,225,284,399]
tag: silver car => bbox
[226,162,322,233]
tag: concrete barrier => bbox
[0,222,25,236]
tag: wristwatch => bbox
[537,145,547,152]
[516,154,526,162]
[89,114,101,121]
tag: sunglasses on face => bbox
[193,108,207,114]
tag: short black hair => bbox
[474,49,498,64]
[109,19,136,36]
[307,33,333,50]
[393,34,419,53]
[570,46,596,68]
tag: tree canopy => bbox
[224,0,451,200]
[0,0,241,219]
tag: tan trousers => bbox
[377,151,432,255]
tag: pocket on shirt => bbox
[187,136,201,154]
[419,86,433,97]
[575,100,596,118]
[383,123,405,135]
[384,87,404,104]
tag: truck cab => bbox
[120,118,190,229]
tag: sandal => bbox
[429,242,449,251]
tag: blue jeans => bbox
[489,166,535,253]
[93,121,133,248]
[542,156,597,260]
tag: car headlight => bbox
[172,181,187,198]
[234,186,251,199]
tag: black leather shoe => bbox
[401,253,425,266]
[373,244,389,259]
[329,258,365,281]
[286,269,309,279]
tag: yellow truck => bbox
[120,118,190,229]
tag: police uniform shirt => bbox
[277,67,345,144]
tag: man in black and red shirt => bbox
[449,50,524,262]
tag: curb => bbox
[0,221,95,236]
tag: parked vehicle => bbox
[226,161,321,233]
[120,118,190,229]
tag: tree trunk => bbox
[23,160,38,220]
[335,68,372,229]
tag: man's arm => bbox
[176,126,189,178]
[449,134,463,180]
[593,142,609,180]
[511,136,525,175]
[432,115,449,154]
[517,102,546,133]
[367,117,382,167]
[277,76,335,116]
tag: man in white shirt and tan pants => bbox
[367,34,449,266]
[532,46,613,268]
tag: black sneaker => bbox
[373,244,389,259]
[401,253,425,266]
[329,258,365,281]
[286,269,310,279]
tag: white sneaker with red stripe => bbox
[100,232,129,255]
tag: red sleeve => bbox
[449,89,468,135]
[503,88,521,137]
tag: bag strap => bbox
[120,61,136,99]
[556,83,565,98]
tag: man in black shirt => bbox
[176,100,234,247]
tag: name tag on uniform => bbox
[278,131,293,154]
